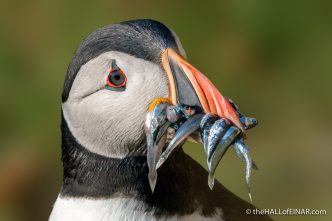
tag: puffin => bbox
[49,19,272,221]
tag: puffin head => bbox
[62,19,241,159]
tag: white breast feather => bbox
[49,196,224,221]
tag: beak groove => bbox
[162,48,244,133]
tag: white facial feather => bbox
[62,51,169,158]
[49,196,224,221]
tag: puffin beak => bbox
[161,48,244,133]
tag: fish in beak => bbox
[145,48,258,200]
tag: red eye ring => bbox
[106,69,127,88]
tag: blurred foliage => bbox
[0,0,331,221]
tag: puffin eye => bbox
[107,70,126,87]
[106,61,127,90]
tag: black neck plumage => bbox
[61,115,150,198]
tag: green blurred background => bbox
[0,0,331,220]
